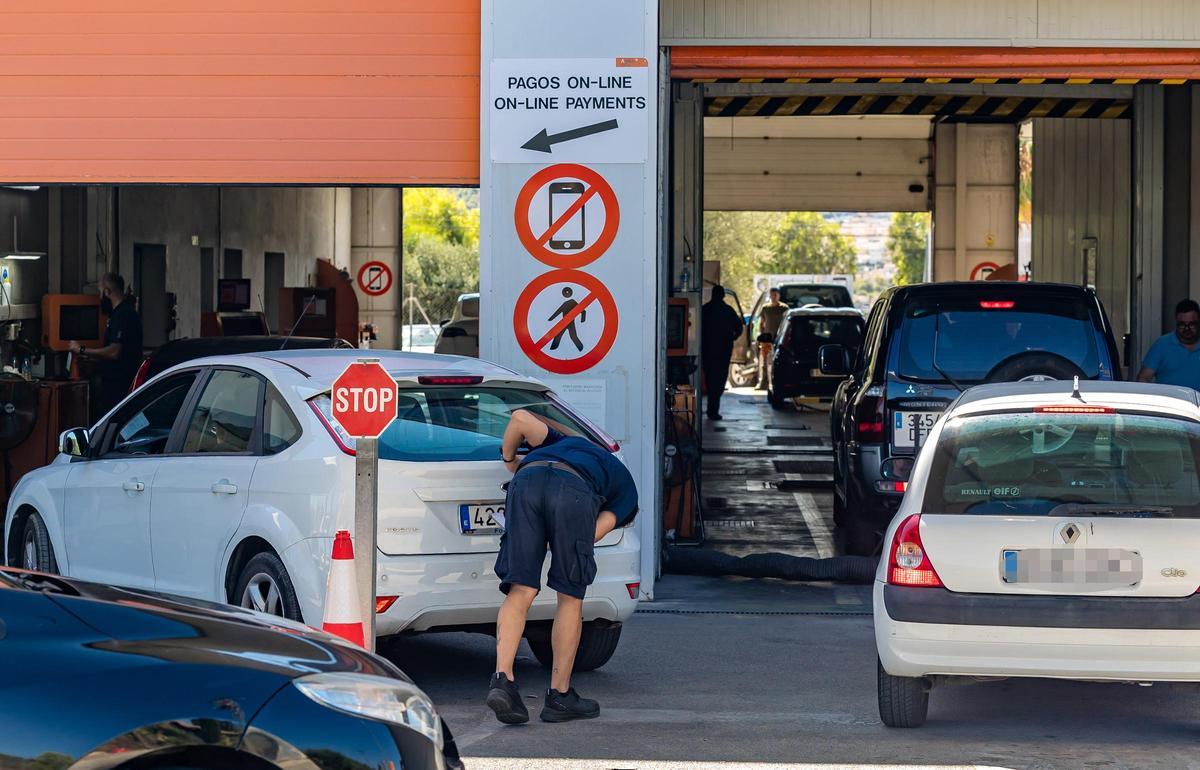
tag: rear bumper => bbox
[375,528,641,635]
[846,445,901,525]
[875,581,1200,681]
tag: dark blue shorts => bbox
[494,465,600,600]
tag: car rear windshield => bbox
[316,386,595,462]
[778,285,852,309]
[924,411,1200,516]
[786,316,864,355]
[896,295,1101,382]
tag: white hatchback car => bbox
[5,350,641,670]
[876,380,1200,727]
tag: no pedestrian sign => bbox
[514,269,618,375]
[331,361,398,439]
[490,57,649,163]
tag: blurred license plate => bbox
[459,504,505,535]
[893,411,938,448]
[1001,548,1142,585]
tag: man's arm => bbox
[594,511,618,542]
[69,341,122,361]
[500,409,549,473]
[1137,367,1156,383]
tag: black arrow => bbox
[521,119,619,153]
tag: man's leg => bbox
[495,584,538,680]
[549,592,583,693]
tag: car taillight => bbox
[417,375,483,386]
[875,480,908,494]
[887,514,943,588]
[779,325,791,350]
[1034,405,1114,414]
[626,582,640,599]
[980,300,1016,309]
[376,596,399,614]
[308,395,357,456]
[129,357,152,393]
[854,386,885,443]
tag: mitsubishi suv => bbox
[823,282,1122,555]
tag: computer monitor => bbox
[667,297,690,356]
[218,278,252,312]
[42,295,104,353]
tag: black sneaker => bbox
[486,673,529,724]
[540,687,600,722]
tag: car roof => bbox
[240,349,533,386]
[784,306,863,317]
[949,380,1200,419]
[891,280,1095,299]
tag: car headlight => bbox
[293,673,442,748]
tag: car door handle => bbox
[211,482,239,495]
[122,480,145,493]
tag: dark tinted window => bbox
[183,370,260,454]
[264,387,302,454]
[896,295,1100,382]
[925,412,1200,517]
[110,373,196,455]
[778,285,852,309]
[785,316,864,356]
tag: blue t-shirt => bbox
[1142,333,1200,389]
[522,429,639,526]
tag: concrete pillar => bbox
[1133,85,1166,368]
[932,124,1018,281]
[1163,86,1191,332]
[350,188,402,349]
[333,187,352,272]
[671,81,703,358]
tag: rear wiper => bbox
[930,308,965,393]
[1047,503,1174,518]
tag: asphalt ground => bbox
[381,391,1200,769]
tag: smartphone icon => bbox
[549,182,586,250]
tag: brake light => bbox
[308,396,357,456]
[980,300,1016,309]
[129,357,152,393]
[875,480,908,494]
[1034,405,1114,414]
[887,514,943,588]
[626,582,640,600]
[376,595,399,614]
[854,386,885,443]
[417,375,483,386]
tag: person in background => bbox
[1138,299,1200,389]
[700,284,745,420]
[69,272,144,418]
[756,287,789,389]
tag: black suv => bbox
[768,306,864,409]
[824,282,1123,555]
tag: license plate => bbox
[459,503,505,535]
[893,411,939,448]
[1001,548,1142,586]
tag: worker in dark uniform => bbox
[486,408,638,725]
[700,284,745,420]
[69,272,144,419]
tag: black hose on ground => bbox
[664,546,877,583]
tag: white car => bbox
[5,350,640,670]
[875,380,1200,727]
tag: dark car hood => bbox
[10,570,405,682]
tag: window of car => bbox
[895,294,1101,383]
[311,385,595,462]
[778,285,852,309]
[924,411,1200,516]
[107,373,198,456]
[263,386,301,455]
[785,315,864,356]
[182,369,262,454]
[855,300,885,376]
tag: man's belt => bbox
[518,460,584,481]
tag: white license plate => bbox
[893,411,939,448]
[459,503,505,535]
[1002,548,1142,586]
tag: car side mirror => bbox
[58,427,90,458]
[818,344,849,376]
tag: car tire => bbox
[839,486,881,557]
[728,363,755,389]
[233,552,304,622]
[527,622,622,672]
[985,351,1085,383]
[768,388,787,410]
[19,512,57,573]
[877,658,929,728]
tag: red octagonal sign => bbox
[332,361,397,439]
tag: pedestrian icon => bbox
[514,269,618,375]
[548,287,586,351]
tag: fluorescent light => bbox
[2,253,41,260]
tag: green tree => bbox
[403,188,479,247]
[887,212,929,286]
[765,212,857,276]
[702,211,781,304]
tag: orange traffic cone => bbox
[322,530,365,647]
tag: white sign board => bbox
[546,377,607,429]
[490,57,649,164]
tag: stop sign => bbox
[331,361,398,438]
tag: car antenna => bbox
[1071,375,1083,401]
[279,293,316,350]
[929,307,965,393]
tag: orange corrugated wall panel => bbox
[0,0,480,184]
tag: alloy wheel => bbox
[241,572,284,616]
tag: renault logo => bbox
[1060,524,1080,544]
